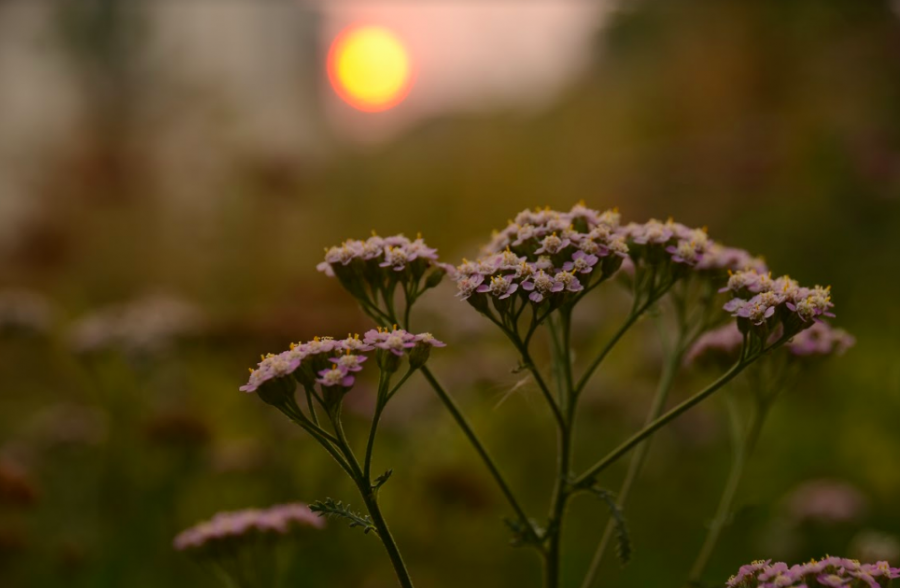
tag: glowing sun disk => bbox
[328,25,412,112]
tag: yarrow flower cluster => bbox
[173,503,324,554]
[240,329,444,406]
[788,321,856,357]
[720,269,835,335]
[686,320,854,368]
[315,233,449,321]
[622,217,712,266]
[450,204,629,312]
[727,556,899,588]
[450,204,774,319]
[214,201,859,588]
[67,294,204,357]
[317,233,439,276]
[696,243,768,274]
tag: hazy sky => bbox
[0,2,611,239]
[318,2,611,138]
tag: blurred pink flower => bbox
[784,478,868,524]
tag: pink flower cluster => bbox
[621,218,712,266]
[696,243,768,274]
[721,269,835,327]
[240,330,445,393]
[788,321,856,357]
[173,503,324,552]
[685,320,855,367]
[727,556,899,588]
[316,234,439,276]
[450,203,770,307]
[452,204,626,304]
[684,323,746,366]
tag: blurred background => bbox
[1,0,900,586]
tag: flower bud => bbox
[424,267,447,290]
[376,348,403,375]
[255,376,296,410]
[408,343,432,369]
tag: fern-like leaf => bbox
[589,487,632,566]
[309,498,377,536]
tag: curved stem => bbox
[386,367,416,402]
[281,401,352,474]
[481,307,566,428]
[364,372,391,480]
[304,387,320,426]
[574,285,671,396]
[517,344,566,428]
[573,355,750,488]
[360,484,415,588]
[688,400,768,583]
[378,302,540,546]
[579,344,683,588]
[327,404,415,588]
[419,366,541,546]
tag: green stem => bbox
[579,344,684,588]
[687,400,768,583]
[544,309,575,588]
[517,343,566,429]
[574,285,670,396]
[364,371,391,480]
[282,402,352,475]
[482,308,566,428]
[573,354,752,488]
[359,484,415,588]
[544,425,572,588]
[304,387,320,426]
[378,302,540,547]
[386,367,416,402]
[419,366,541,546]
[328,406,415,588]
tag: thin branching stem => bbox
[543,307,576,588]
[364,370,391,480]
[375,305,541,548]
[687,395,771,583]
[572,335,789,488]
[579,335,685,588]
[419,366,542,547]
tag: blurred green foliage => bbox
[1,0,900,587]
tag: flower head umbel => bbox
[241,329,444,408]
[697,244,768,274]
[449,203,626,319]
[174,502,323,586]
[316,233,445,324]
[726,555,899,588]
[718,268,839,340]
[67,294,204,358]
[788,322,855,357]
[364,326,418,356]
[685,323,745,368]
[240,352,301,394]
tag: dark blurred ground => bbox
[1,1,900,587]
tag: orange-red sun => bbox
[327,25,413,112]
